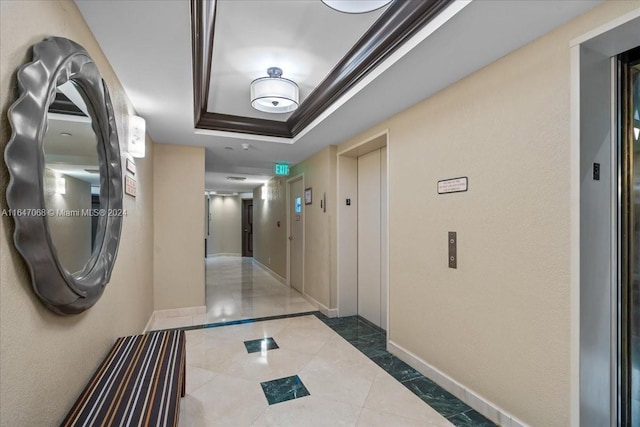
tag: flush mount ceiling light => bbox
[321,0,392,14]
[250,67,299,114]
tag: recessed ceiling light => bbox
[227,176,247,181]
[321,0,392,14]
[60,132,72,137]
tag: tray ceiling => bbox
[207,0,385,122]
[76,0,604,192]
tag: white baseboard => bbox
[387,340,527,427]
[252,259,287,285]
[251,259,336,317]
[143,311,156,333]
[143,305,207,333]
[301,292,338,318]
[208,253,241,257]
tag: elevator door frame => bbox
[337,130,390,330]
[571,11,640,427]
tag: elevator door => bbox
[357,148,387,329]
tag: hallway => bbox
[158,258,493,426]
[3,2,639,426]
[205,256,316,323]
[149,257,316,331]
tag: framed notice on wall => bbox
[437,177,468,194]
[125,158,136,175]
[304,187,312,205]
[125,175,137,197]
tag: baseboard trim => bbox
[251,259,337,317]
[301,292,338,318]
[252,259,287,285]
[387,340,527,427]
[143,311,156,334]
[143,306,207,333]
[208,253,241,257]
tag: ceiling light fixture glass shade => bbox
[321,0,393,14]
[251,67,299,114]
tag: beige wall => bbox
[337,2,639,425]
[290,145,337,309]
[153,143,205,310]
[208,195,242,255]
[252,146,338,307]
[43,169,92,274]
[253,177,287,277]
[0,1,155,425]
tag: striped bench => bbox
[62,330,186,427]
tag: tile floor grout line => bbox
[248,398,270,426]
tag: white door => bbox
[289,178,303,293]
[357,148,387,328]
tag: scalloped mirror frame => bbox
[5,37,123,315]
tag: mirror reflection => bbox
[43,80,101,275]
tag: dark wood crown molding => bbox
[191,0,454,139]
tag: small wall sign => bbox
[125,175,137,197]
[304,187,312,205]
[437,177,468,194]
[126,158,136,175]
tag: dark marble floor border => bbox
[312,313,497,427]
[150,310,321,333]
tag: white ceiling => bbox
[207,0,385,121]
[75,0,604,192]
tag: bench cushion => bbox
[62,330,185,427]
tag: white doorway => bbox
[288,176,304,293]
[337,131,389,330]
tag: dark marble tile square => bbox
[260,375,310,405]
[371,353,423,383]
[244,337,279,353]
[447,409,497,427]
[404,377,472,418]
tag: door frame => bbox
[336,129,389,330]
[241,198,253,257]
[286,174,305,293]
[570,10,640,427]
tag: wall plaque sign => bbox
[437,177,468,194]
[125,175,137,197]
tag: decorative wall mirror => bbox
[5,37,123,315]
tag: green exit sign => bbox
[274,163,289,176]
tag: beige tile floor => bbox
[204,257,316,323]
[153,257,453,426]
[149,257,316,330]
[178,315,454,427]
